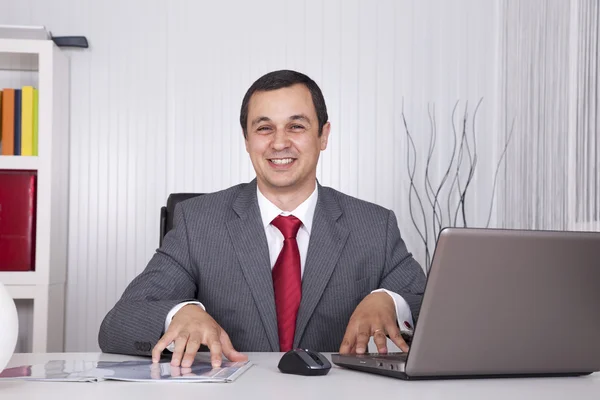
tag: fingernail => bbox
[356,347,365,354]
[182,360,191,367]
[213,361,222,368]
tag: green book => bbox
[33,88,38,156]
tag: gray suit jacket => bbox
[98,180,426,355]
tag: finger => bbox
[220,330,248,362]
[181,367,193,376]
[150,363,161,379]
[339,324,357,354]
[170,331,190,367]
[386,322,410,353]
[355,324,371,354]
[152,330,178,362]
[348,342,357,355]
[372,328,388,354]
[170,365,181,377]
[181,332,202,368]
[205,328,223,368]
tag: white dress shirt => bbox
[164,184,414,348]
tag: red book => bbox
[0,170,37,271]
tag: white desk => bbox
[1,353,599,400]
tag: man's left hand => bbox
[339,292,409,355]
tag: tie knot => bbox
[271,215,303,239]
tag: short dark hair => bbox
[239,70,329,138]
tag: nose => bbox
[271,127,290,151]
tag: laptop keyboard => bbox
[360,352,408,361]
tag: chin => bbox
[267,180,297,190]
[264,176,299,190]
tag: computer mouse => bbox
[277,348,332,376]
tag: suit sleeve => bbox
[98,203,199,356]
[379,210,426,322]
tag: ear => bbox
[320,122,331,151]
[244,133,250,153]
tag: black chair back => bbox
[159,193,203,246]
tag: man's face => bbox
[245,84,330,196]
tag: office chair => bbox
[159,193,204,247]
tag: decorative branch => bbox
[402,100,431,268]
[424,104,441,238]
[432,101,460,239]
[456,98,482,227]
[450,102,469,227]
[486,119,516,227]
[401,99,514,271]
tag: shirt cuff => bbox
[164,301,205,352]
[371,289,414,332]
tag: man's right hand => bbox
[151,304,248,368]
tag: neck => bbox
[258,179,316,212]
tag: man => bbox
[99,70,426,369]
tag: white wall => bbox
[1,0,596,352]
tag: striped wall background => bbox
[498,0,572,230]
[498,0,600,233]
[0,0,597,351]
[572,0,600,230]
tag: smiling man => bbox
[98,70,426,369]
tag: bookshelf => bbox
[0,156,39,170]
[0,38,69,352]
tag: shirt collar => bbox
[256,183,319,234]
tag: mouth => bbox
[268,157,296,168]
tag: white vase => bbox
[0,282,18,372]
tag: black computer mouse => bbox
[278,348,332,376]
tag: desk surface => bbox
[1,352,599,400]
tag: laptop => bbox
[332,227,600,380]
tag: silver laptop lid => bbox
[406,228,600,377]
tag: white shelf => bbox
[4,284,37,299]
[0,36,69,353]
[0,271,42,286]
[0,39,50,71]
[0,38,52,53]
[0,156,39,170]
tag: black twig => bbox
[433,101,460,236]
[457,98,483,227]
[452,103,469,226]
[486,118,516,227]
[447,102,461,225]
[402,105,431,268]
[398,98,512,272]
[424,104,442,239]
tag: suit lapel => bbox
[294,185,350,346]
[226,180,280,351]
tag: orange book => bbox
[1,89,15,155]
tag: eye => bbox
[257,126,272,132]
[290,124,305,131]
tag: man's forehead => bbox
[248,85,316,117]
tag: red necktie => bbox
[271,215,303,352]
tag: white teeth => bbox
[271,158,294,165]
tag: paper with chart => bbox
[0,359,252,383]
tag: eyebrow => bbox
[251,116,272,126]
[289,114,311,124]
[251,114,312,127]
